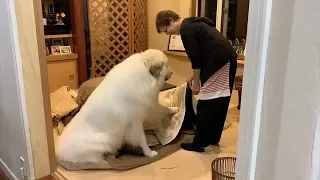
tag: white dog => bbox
[55,49,179,170]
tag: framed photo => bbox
[51,38,63,46]
[59,46,72,54]
[51,46,61,55]
[168,35,185,51]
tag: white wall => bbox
[254,0,320,179]
[147,0,191,50]
[0,0,30,179]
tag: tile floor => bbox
[58,91,240,180]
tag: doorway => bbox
[4,0,273,179]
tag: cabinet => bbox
[45,34,79,92]
[42,0,87,92]
[46,53,78,92]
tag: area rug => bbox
[52,78,231,170]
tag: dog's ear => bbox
[149,62,164,78]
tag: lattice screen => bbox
[133,0,148,53]
[88,0,148,77]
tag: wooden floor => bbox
[0,168,9,180]
[0,168,55,180]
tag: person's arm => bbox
[193,69,200,84]
[180,23,202,70]
[190,69,201,95]
[181,22,202,94]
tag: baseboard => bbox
[36,174,54,180]
[0,159,18,180]
[36,171,65,180]
[51,170,67,180]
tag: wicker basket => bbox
[211,157,236,180]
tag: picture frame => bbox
[167,35,185,52]
[59,46,72,54]
[51,38,63,46]
[50,46,61,55]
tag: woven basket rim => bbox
[211,157,237,178]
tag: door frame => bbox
[13,0,273,180]
[235,0,273,179]
[10,0,54,179]
[9,0,85,179]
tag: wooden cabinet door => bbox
[47,59,78,92]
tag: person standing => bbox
[156,10,238,152]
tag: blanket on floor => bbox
[51,79,231,170]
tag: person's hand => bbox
[191,80,200,95]
[187,75,194,88]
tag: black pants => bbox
[193,59,237,146]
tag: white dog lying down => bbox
[55,49,179,170]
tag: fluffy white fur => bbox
[55,49,179,169]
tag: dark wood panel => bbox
[235,0,249,38]
[70,0,88,85]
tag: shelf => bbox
[46,53,78,62]
[45,34,73,39]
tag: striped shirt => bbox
[199,62,230,100]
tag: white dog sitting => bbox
[55,49,179,170]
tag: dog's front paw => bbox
[145,150,158,157]
[169,107,179,114]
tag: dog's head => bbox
[142,49,173,87]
